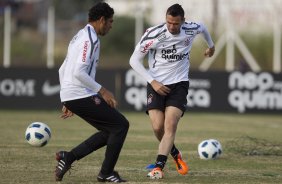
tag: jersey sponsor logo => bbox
[161,44,188,62]
[141,40,154,53]
[162,44,177,55]
[42,81,60,96]
[82,41,89,62]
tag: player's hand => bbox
[99,87,118,108]
[204,46,215,57]
[150,80,171,96]
[61,105,74,119]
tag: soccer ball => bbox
[209,139,222,156]
[198,139,222,160]
[25,122,51,147]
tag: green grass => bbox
[0,110,282,183]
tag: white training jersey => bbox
[130,22,214,85]
[59,24,101,102]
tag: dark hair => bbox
[88,1,114,22]
[166,3,184,18]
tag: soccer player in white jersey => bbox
[55,2,129,183]
[130,4,215,179]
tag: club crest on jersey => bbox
[147,94,153,104]
[184,37,192,46]
[157,33,166,41]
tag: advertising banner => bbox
[1,68,281,113]
[0,68,115,110]
[0,68,61,109]
[121,69,282,113]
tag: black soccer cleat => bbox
[55,151,72,181]
[97,171,127,182]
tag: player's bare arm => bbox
[99,86,117,108]
[151,80,171,96]
[204,46,215,57]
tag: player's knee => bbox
[122,119,129,132]
[119,116,130,133]
[153,126,163,135]
[121,115,129,128]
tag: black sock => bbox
[66,151,76,164]
[170,144,179,159]
[155,155,167,170]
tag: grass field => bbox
[0,110,282,184]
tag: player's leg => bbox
[148,110,180,155]
[55,96,129,182]
[159,106,182,155]
[148,109,165,141]
[55,97,105,181]
[146,83,184,178]
[150,107,182,170]
[147,109,182,169]
[146,109,166,178]
[147,108,181,179]
[164,81,189,175]
[55,131,109,167]
[146,84,166,178]
[74,96,129,180]
[96,107,129,177]
[70,131,109,160]
[96,108,129,182]
[147,82,167,143]
[163,106,188,175]
[55,98,89,181]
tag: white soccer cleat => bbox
[147,167,164,179]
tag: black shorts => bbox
[147,81,189,114]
